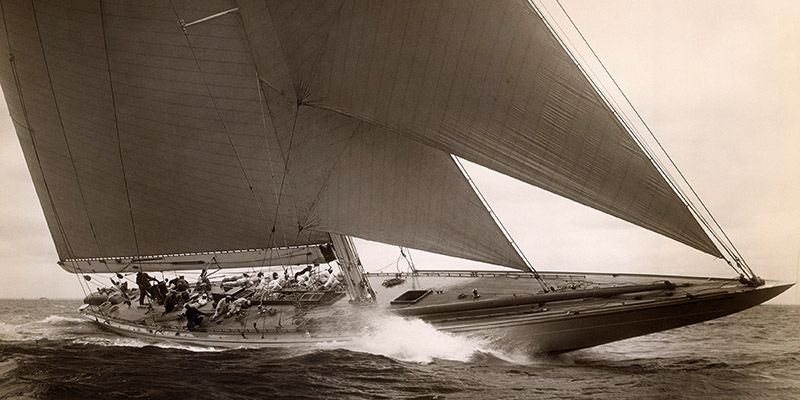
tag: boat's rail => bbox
[365,270,737,282]
[365,270,588,280]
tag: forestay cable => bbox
[530,0,754,279]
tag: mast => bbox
[329,233,376,303]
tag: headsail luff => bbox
[0,0,528,271]
[263,0,723,258]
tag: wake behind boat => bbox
[0,0,791,352]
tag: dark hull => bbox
[434,281,790,353]
[81,272,792,352]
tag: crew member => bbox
[136,271,155,306]
[185,303,206,330]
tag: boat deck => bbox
[367,270,742,309]
[81,271,792,351]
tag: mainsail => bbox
[0,0,527,271]
[0,0,723,274]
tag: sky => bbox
[0,0,798,303]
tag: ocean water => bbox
[0,300,797,400]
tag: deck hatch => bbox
[390,289,432,305]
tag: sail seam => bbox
[255,77,288,269]
[529,0,732,264]
[99,0,143,265]
[306,122,367,224]
[259,0,299,104]
[541,1,714,249]
[240,2,299,267]
[299,1,346,105]
[29,0,106,262]
[269,104,300,249]
[548,0,752,276]
[535,0,749,277]
[1,0,89,293]
[238,1,334,269]
[169,2,278,260]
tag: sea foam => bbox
[321,310,531,364]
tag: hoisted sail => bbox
[262,0,722,257]
[286,107,526,268]
[0,0,787,356]
[0,0,527,271]
[0,0,330,260]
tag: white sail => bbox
[292,107,527,269]
[0,0,527,270]
[260,0,722,257]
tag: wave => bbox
[38,315,88,325]
[1,309,538,364]
[315,311,532,365]
[0,312,223,353]
[0,322,20,341]
[71,336,223,353]
[345,315,485,363]
[0,314,99,342]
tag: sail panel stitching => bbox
[541,0,751,278]
[269,104,301,249]
[552,0,751,275]
[168,1,275,255]
[305,121,367,227]
[99,0,143,266]
[261,0,298,105]
[255,77,287,269]
[30,0,106,264]
[542,1,721,254]
[297,0,347,106]
[1,0,89,288]
[529,0,735,267]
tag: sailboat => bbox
[0,0,791,353]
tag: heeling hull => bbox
[430,282,792,353]
[86,315,355,348]
[80,272,792,352]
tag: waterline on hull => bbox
[80,272,792,356]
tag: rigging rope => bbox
[400,247,417,273]
[256,0,339,251]
[99,0,143,271]
[255,77,292,270]
[1,0,92,296]
[270,103,301,250]
[373,254,403,273]
[553,0,755,278]
[532,0,754,279]
[29,0,106,260]
[169,3,288,268]
[547,0,749,275]
[534,4,735,268]
[452,156,551,293]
